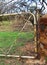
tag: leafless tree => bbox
[0,0,47,14]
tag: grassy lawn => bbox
[0,20,34,55]
[0,32,34,48]
[0,32,35,65]
[0,32,18,48]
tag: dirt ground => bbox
[0,57,46,65]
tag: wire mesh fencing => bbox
[0,12,38,65]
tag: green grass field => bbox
[0,32,34,48]
[0,32,34,65]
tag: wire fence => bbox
[0,12,38,65]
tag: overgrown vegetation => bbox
[0,32,34,48]
[0,32,34,54]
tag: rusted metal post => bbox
[36,9,40,59]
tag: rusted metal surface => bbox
[38,14,47,57]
